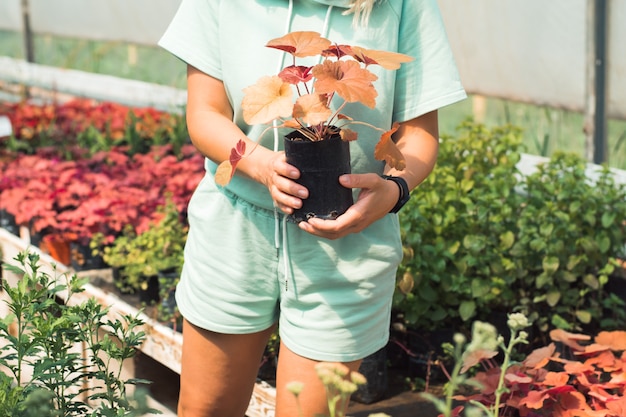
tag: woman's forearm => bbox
[386,110,440,191]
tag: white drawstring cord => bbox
[276,2,334,292]
[273,0,294,255]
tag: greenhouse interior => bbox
[0,1,625,417]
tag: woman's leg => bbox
[274,341,362,417]
[177,319,275,417]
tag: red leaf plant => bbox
[0,144,203,250]
[0,99,182,155]
[453,328,626,417]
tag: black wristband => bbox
[381,175,411,213]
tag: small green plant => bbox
[0,251,157,416]
[91,199,187,296]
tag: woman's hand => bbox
[261,152,309,215]
[298,110,441,240]
[297,173,399,239]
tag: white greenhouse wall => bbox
[438,0,626,119]
[0,0,625,118]
[0,0,179,45]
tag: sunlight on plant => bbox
[0,251,158,416]
[215,31,412,185]
[419,313,530,417]
[422,311,626,417]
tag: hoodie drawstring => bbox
[274,2,334,292]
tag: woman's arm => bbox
[298,110,439,239]
[186,65,309,213]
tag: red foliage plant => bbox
[0,98,178,150]
[0,144,203,246]
[455,329,626,417]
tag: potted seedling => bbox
[216,31,413,222]
[91,200,187,305]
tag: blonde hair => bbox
[345,0,377,27]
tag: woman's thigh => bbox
[177,319,275,417]
[274,341,362,417]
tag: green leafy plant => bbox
[91,199,187,298]
[395,120,626,335]
[0,251,157,416]
[510,152,626,331]
[215,30,412,185]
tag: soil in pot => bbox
[284,130,353,223]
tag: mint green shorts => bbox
[176,173,403,362]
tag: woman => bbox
[159,1,466,416]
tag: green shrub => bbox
[0,252,157,416]
[395,120,626,334]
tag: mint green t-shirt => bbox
[159,0,466,211]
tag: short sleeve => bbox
[393,0,466,122]
[158,0,223,80]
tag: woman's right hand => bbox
[260,151,308,216]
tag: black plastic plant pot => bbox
[0,209,20,236]
[284,130,353,223]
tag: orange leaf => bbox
[540,371,570,387]
[351,46,414,70]
[215,160,233,186]
[504,372,533,385]
[215,139,246,186]
[523,343,557,369]
[587,384,618,403]
[563,360,595,375]
[550,329,591,351]
[519,389,551,409]
[293,94,332,126]
[373,122,405,170]
[313,60,378,108]
[471,368,502,395]
[596,331,626,351]
[552,391,591,416]
[460,348,498,374]
[242,75,294,125]
[283,119,301,129]
[339,128,358,142]
[606,396,626,415]
[574,343,611,357]
[266,31,331,58]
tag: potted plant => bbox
[215,31,413,222]
[91,199,187,305]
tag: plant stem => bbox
[493,330,517,417]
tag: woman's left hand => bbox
[297,173,399,239]
[297,110,441,239]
